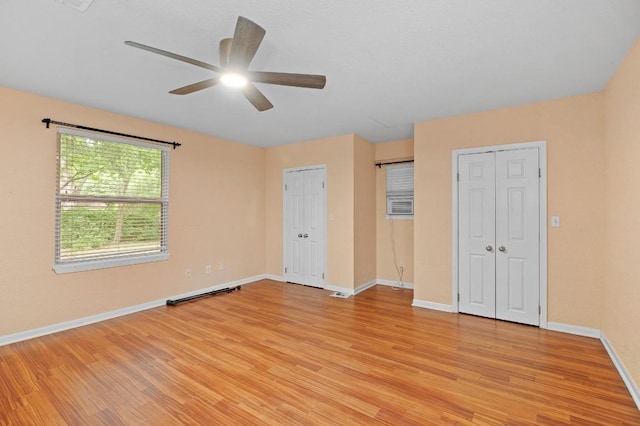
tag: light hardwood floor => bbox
[1,280,638,425]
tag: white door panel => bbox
[285,171,305,285]
[458,153,496,318]
[495,149,539,325]
[302,168,325,287]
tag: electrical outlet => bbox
[185,268,191,277]
[205,265,212,274]
[218,262,224,270]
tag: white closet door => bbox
[495,148,540,325]
[458,153,497,318]
[458,148,540,326]
[284,168,326,288]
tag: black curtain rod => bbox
[41,118,181,149]
[375,159,414,168]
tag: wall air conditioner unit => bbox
[387,195,414,215]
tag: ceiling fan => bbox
[125,16,326,112]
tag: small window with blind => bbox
[386,163,414,219]
[54,128,169,273]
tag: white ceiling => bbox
[2,1,640,148]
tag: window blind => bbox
[386,163,414,195]
[55,128,169,272]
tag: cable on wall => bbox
[390,219,405,290]
[41,118,181,149]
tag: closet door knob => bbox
[485,245,493,252]
[303,234,309,238]
[298,233,303,238]
[498,246,506,252]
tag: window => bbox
[54,128,169,273]
[386,163,414,218]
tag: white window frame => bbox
[386,163,414,219]
[54,128,170,274]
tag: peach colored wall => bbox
[0,87,265,336]
[353,135,376,287]
[603,38,640,387]
[264,135,355,288]
[414,93,605,329]
[375,139,414,284]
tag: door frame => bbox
[283,164,327,288]
[451,141,548,328]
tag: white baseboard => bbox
[405,311,636,409]
[412,299,453,313]
[377,279,414,289]
[601,332,640,410]
[324,280,377,297]
[0,299,166,347]
[516,322,639,410]
[222,278,640,412]
[4,277,639,412]
[0,275,264,347]
[262,274,285,282]
[354,280,377,295]
[546,322,601,339]
[277,277,413,296]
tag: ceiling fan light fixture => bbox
[125,16,326,111]
[221,72,248,88]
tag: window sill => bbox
[53,252,169,274]
[386,215,414,220]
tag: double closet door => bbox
[458,148,540,326]
[284,167,326,288]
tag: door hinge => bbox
[457,293,460,302]
[322,272,325,279]
[285,267,287,274]
[457,173,460,182]
[539,305,541,315]
[322,181,325,189]
[285,184,288,191]
[539,168,541,178]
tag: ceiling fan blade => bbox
[241,83,273,111]
[169,78,221,95]
[248,71,326,89]
[219,38,233,68]
[125,41,220,72]
[228,16,266,70]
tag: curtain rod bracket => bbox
[41,118,181,149]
